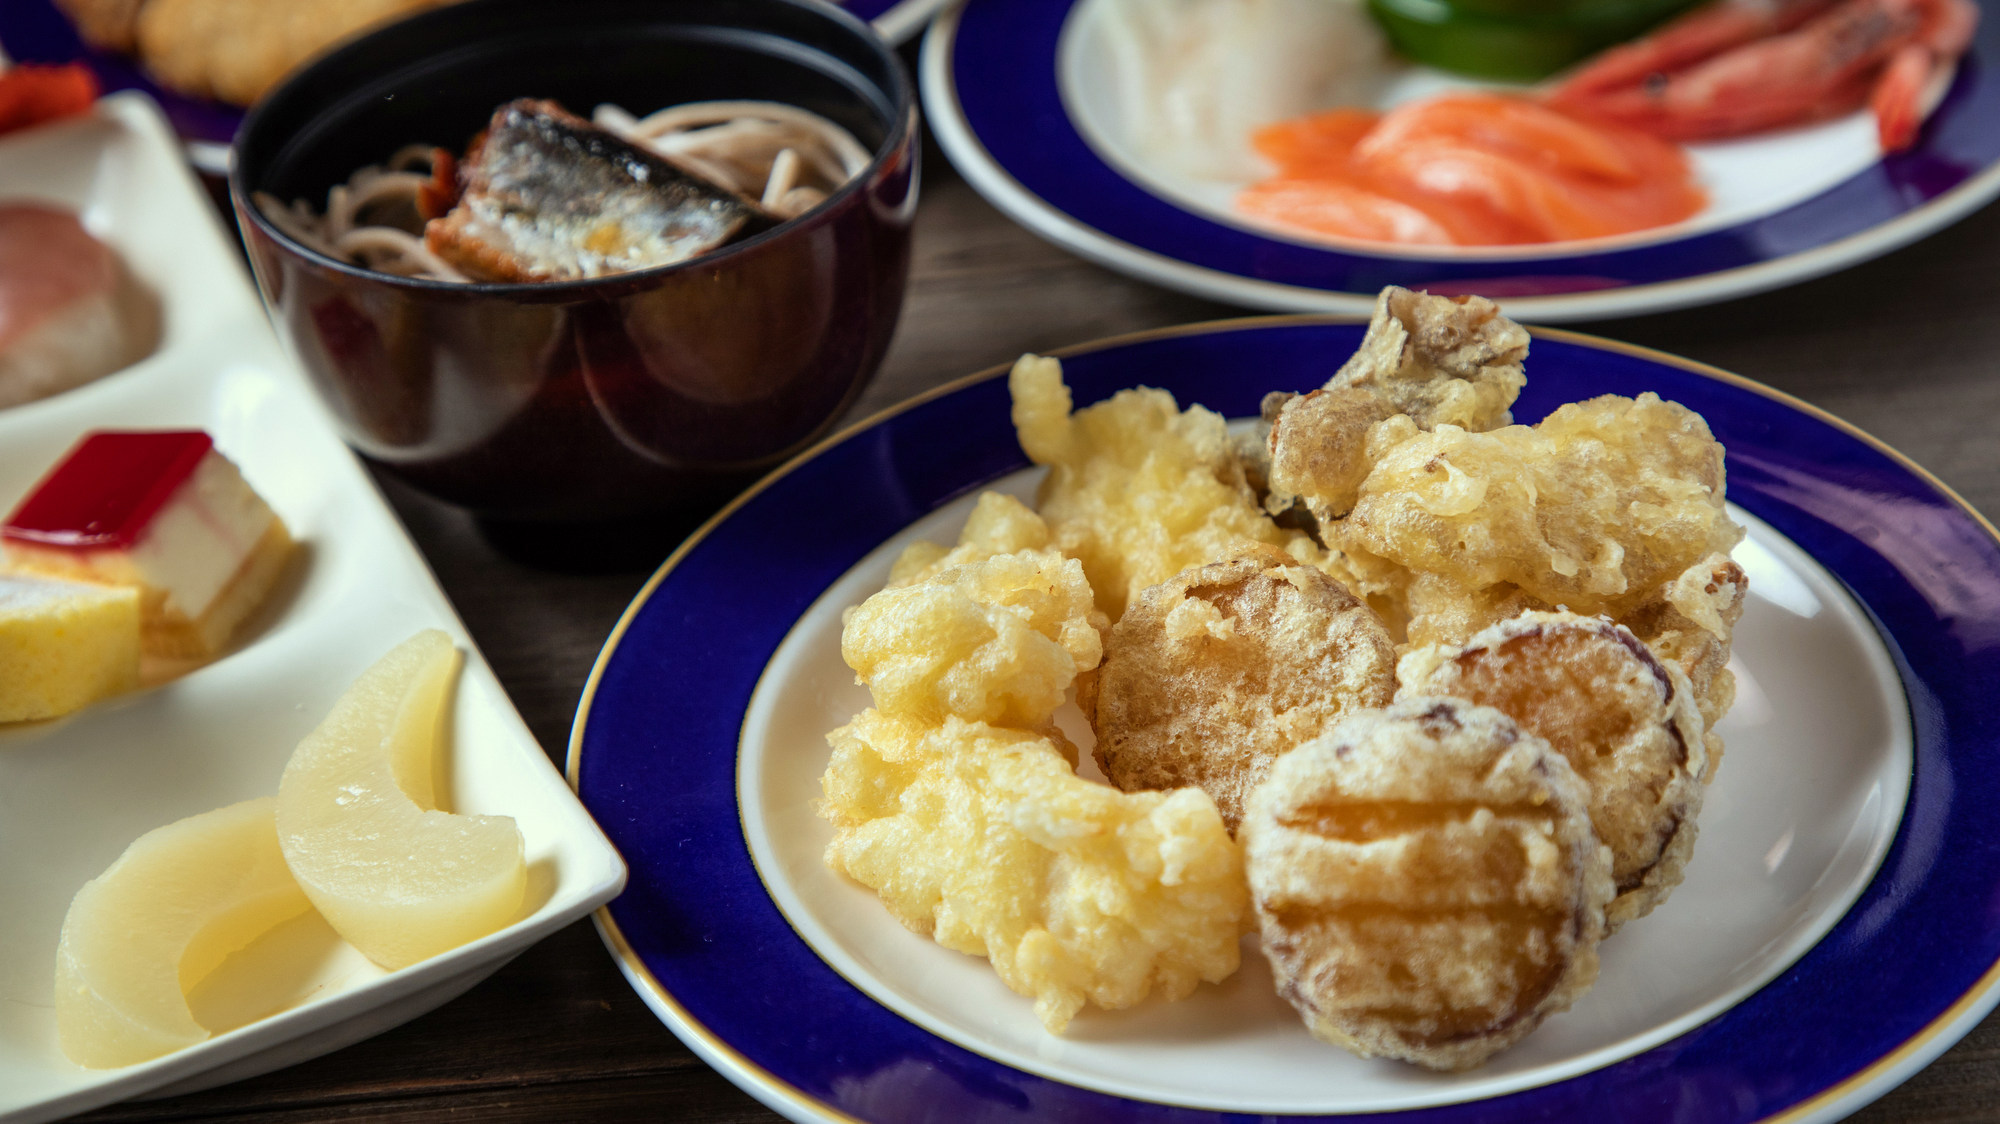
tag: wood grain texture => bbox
[69,130,2000,1124]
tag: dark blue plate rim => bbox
[570,317,2000,1124]
[920,0,2000,322]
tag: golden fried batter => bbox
[1622,552,1747,761]
[1398,611,1706,928]
[822,497,1245,1032]
[887,492,1054,588]
[55,0,150,52]
[1010,354,1325,621]
[1266,287,1528,524]
[1338,392,1743,640]
[843,503,1103,730]
[1092,552,1396,833]
[1241,697,1612,1071]
[821,712,1247,1034]
[819,285,1748,1064]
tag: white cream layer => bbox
[131,451,277,620]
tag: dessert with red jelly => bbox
[3,431,294,660]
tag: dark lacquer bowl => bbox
[230,0,915,522]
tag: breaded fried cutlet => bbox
[122,0,457,106]
[1241,697,1613,1071]
[1090,550,1396,833]
[54,0,150,52]
[1398,611,1708,928]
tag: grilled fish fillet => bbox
[425,99,777,283]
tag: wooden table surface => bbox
[74,127,2000,1124]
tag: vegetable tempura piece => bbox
[1398,611,1708,927]
[1092,551,1396,832]
[1266,286,1529,524]
[1011,353,1325,621]
[1242,697,1612,1070]
[1338,392,1743,646]
[842,542,1103,729]
[821,711,1247,1033]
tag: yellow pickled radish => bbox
[276,630,525,969]
[55,797,311,1067]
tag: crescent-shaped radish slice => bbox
[55,797,310,1067]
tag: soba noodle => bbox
[255,101,869,282]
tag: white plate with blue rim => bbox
[572,313,2000,1122]
[0,93,625,1124]
[922,0,2000,322]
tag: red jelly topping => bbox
[4,431,214,551]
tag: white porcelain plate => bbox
[923,0,2000,321]
[737,493,1904,1114]
[0,94,625,1124]
[573,319,2000,1124]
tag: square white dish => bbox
[0,93,626,1124]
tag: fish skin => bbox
[425,99,777,283]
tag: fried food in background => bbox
[1011,353,1327,622]
[1091,551,1396,832]
[51,0,148,52]
[1398,611,1708,928]
[57,0,458,105]
[1241,697,1613,1071]
[821,710,1248,1034]
[820,490,1246,1032]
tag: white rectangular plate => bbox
[0,93,627,1124]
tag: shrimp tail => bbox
[1871,0,1979,152]
[1549,0,1842,100]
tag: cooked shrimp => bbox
[1551,0,1978,150]
[1551,0,1843,99]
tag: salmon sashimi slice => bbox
[1241,178,1481,245]
[426,99,778,283]
[1355,95,1648,184]
[1252,110,1380,176]
[1239,94,1705,247]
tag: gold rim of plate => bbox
[566,313,2000,1124]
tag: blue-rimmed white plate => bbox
[569,318,2000,1123]
[922,0,2000,322]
